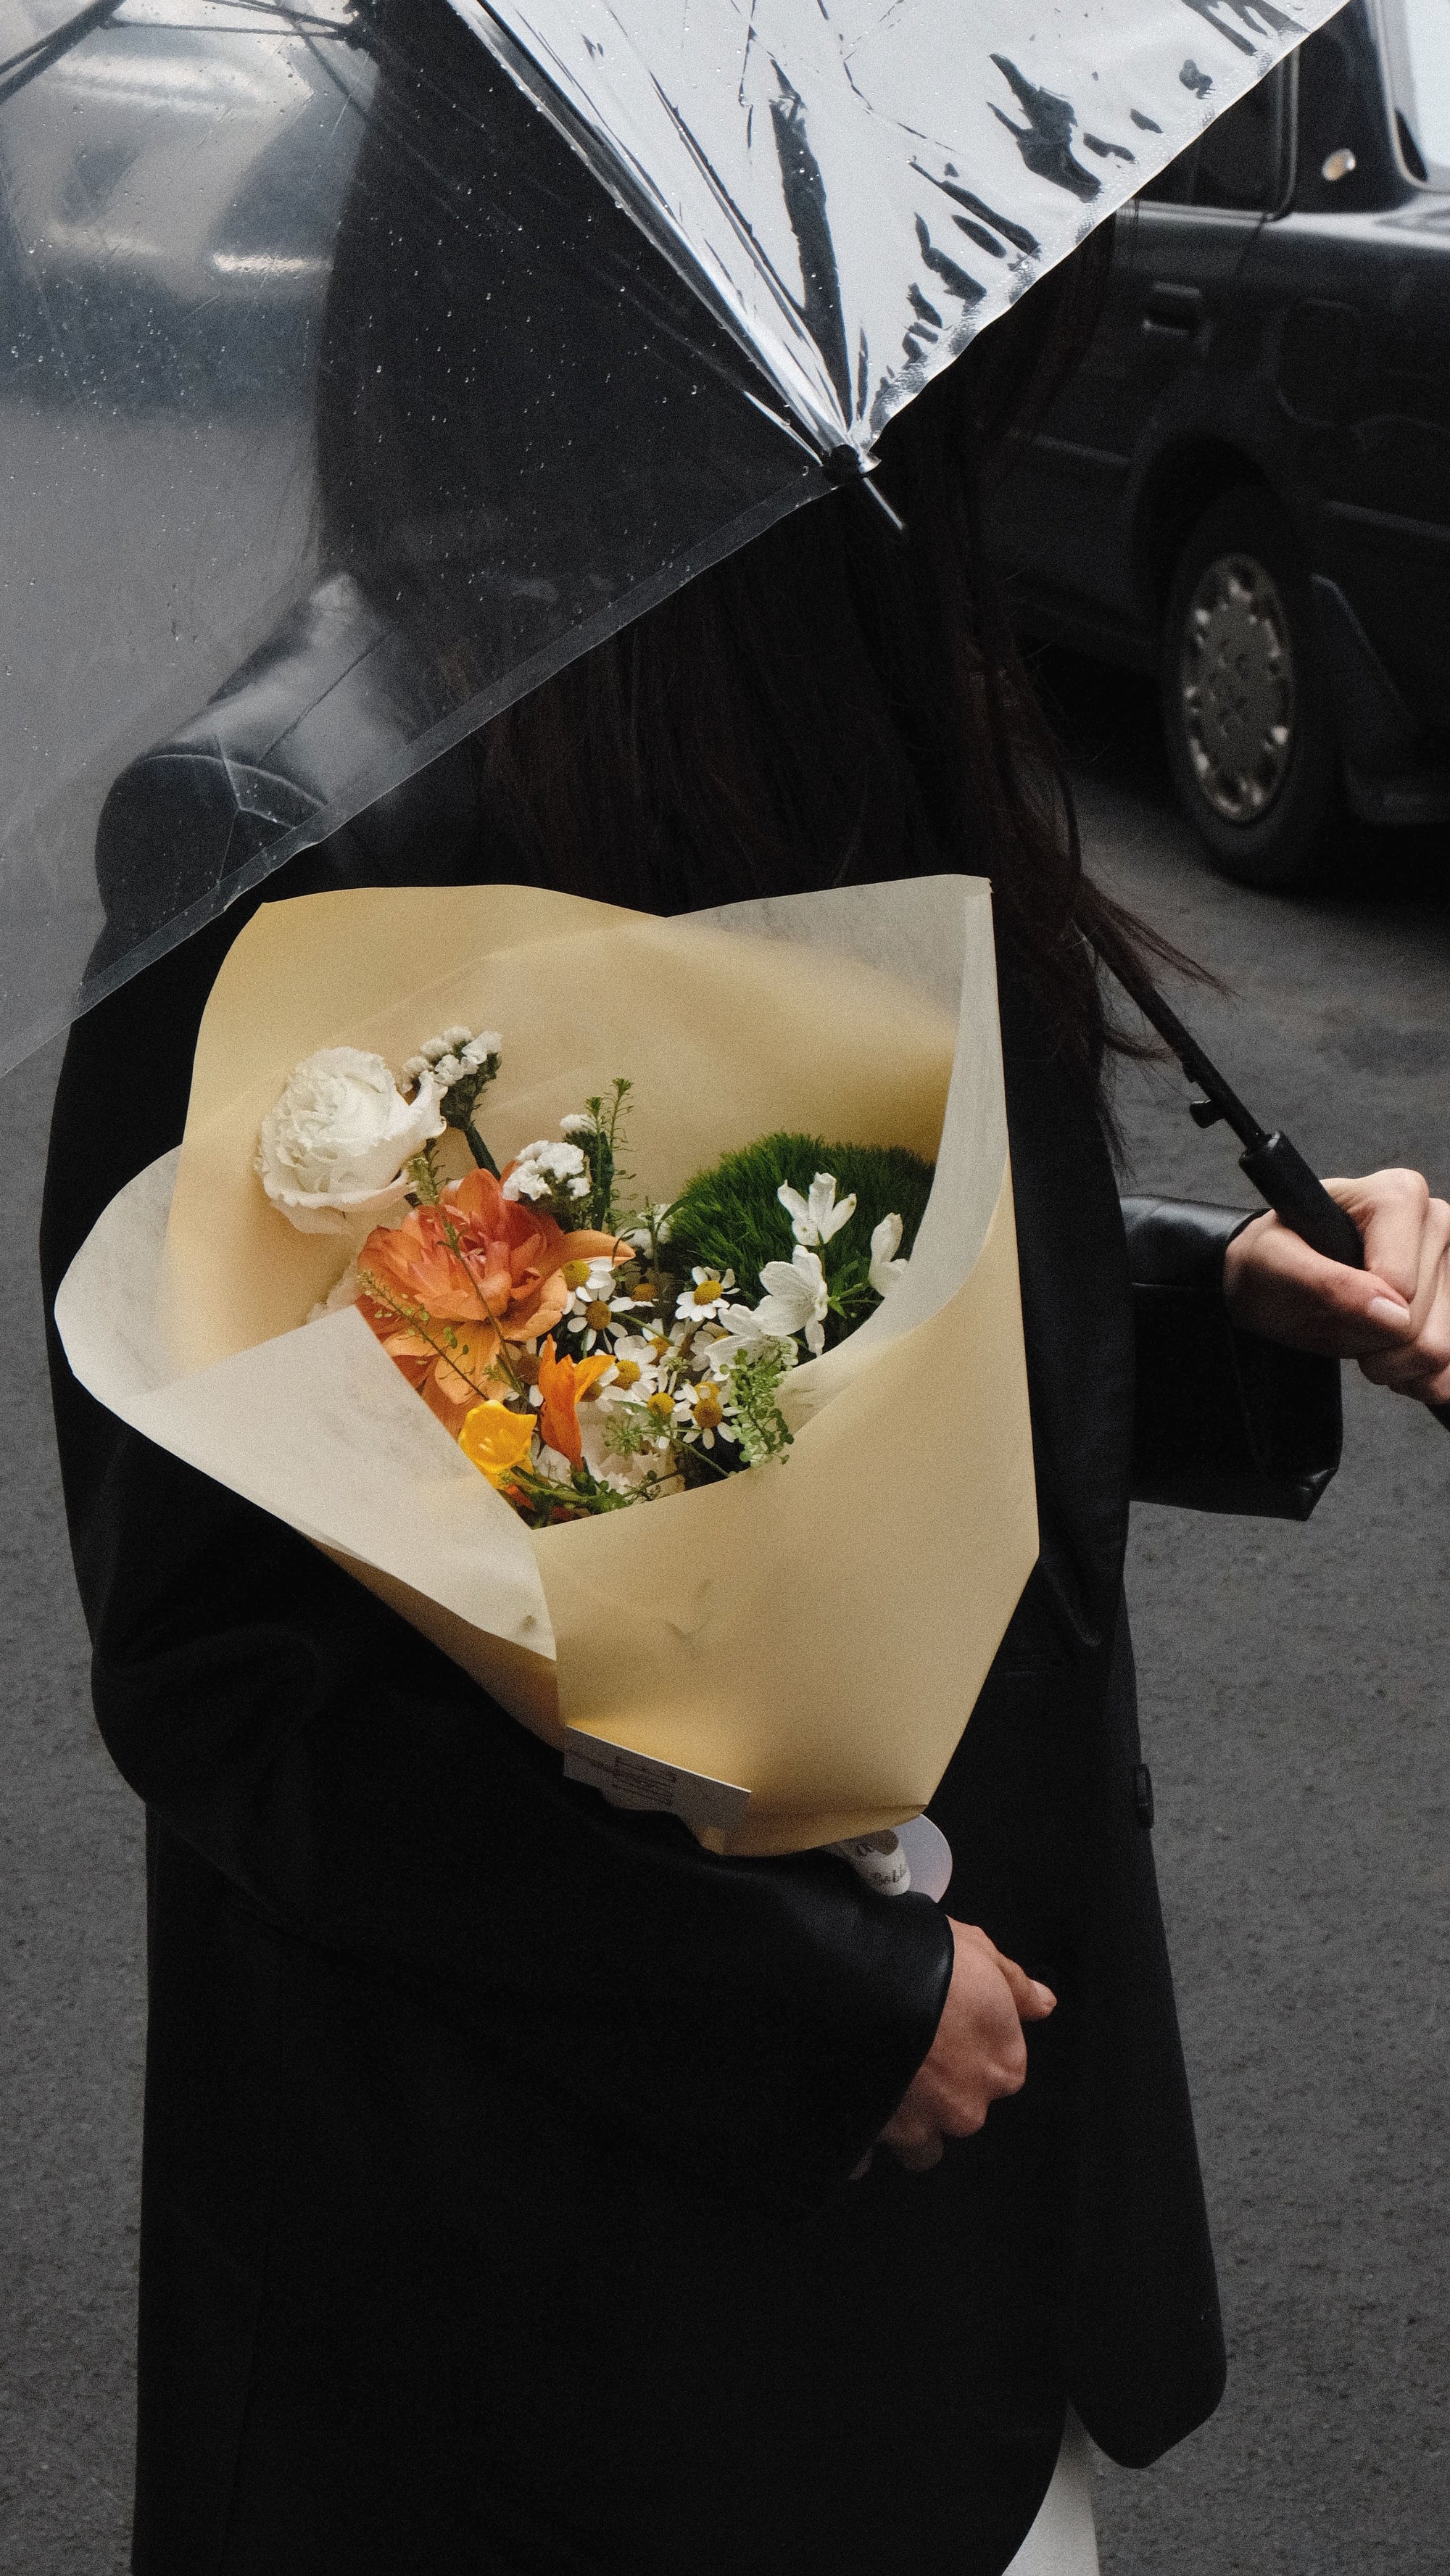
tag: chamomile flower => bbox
[643,1386,681,1444]
[672,1380,737,1451]
[676,1264,734,1323]
[624,1320,687,1380]
[776,1172,857,1248]
[595,1335,663,1404]
[753,1246,830,1354]
[564,1258,638,1351]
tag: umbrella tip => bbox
[822,444,908,542]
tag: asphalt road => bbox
[1,660,1446,2572]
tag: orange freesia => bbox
[458,1400,537,1490]
[535,1335,612,1469]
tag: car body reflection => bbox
[0,1,372,397]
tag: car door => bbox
[1231,0,1450,737]
[986,69,1293,650]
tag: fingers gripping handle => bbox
[1240,1132,1450,1436]
[1238,1133,1365,1269]
[1085,943,1450,1438]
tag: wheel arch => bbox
[1131,440,1283,624]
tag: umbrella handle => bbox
[1238,1132,1450,1438]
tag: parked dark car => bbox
[985,0,1450,887]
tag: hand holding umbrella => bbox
[1104,944,1450,1436]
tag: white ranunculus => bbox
[257,1047,444,1235]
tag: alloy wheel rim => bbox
[1177,550,1296,823]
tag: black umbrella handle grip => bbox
[1239,1132,1450,1437]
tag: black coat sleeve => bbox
[41,904,953,2221]
[1122,1196,1342,1520]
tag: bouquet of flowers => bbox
[258,1020,934,1531]
[55,876,1037,1855]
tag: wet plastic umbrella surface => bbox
[0,0,1346,1070]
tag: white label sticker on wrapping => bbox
[562,1731,750,1833]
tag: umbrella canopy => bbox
[0,0,1343,1072]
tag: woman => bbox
[41,7,1450,2569]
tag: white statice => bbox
[257,1048,444,1235]
[502,1137,590,1205]
[402,1027,502,1088]
[558,1111,595,1138]
[753,1246,830,1354]
[869,1212,910,1299]
[776,1172,857,1247]
[564,1259,638,1351]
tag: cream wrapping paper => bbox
[54,874,1037,1855]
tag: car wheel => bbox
[1159,486,1342,891]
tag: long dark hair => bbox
[323,0,1185,1105]
[479,236,1178,1097]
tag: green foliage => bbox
[601,1401,662,1461]
[502,1457,671,1527]
[668,1132,934,1349]
[579,1078,632,1231]
[724,1341,795,1467]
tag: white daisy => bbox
[672,1380,738,1451]
[593,1335,663,1404]
[564,1258,638,1351]
[676,1264,735,1323]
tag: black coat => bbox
[41,761,1341,2576]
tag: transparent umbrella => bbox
[0,0,1343,1071]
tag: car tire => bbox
[1159,485,1343,891]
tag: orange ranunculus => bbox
[358,1301,506,1435]
[359,1172,627,1432]
[448,1167,622,1334]
[534,1335,612,1469]
[365,1168,621,1339]
[361,1203,497,1326]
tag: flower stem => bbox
[460,1118,500,1177]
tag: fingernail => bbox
[1368,1296,1411,1326]
[1032,1982,1056,2009]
